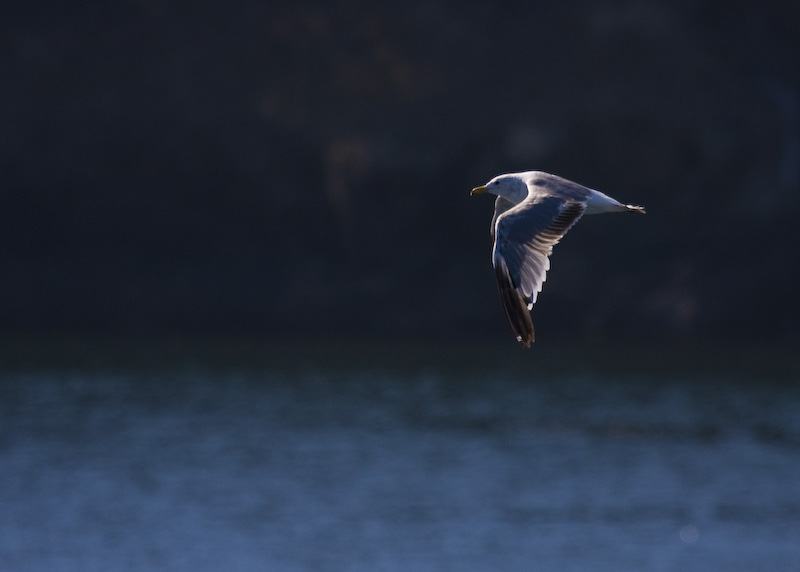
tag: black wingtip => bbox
[495,262,535,347]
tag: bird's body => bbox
[471,171,645,347]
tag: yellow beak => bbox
[470,185,487,196]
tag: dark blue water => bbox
[1,354,799,571]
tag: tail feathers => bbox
[626,204,646,214]
[495,262,535,347]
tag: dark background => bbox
[3,0,799,346]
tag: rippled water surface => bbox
[1,344,799,571]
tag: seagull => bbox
[471,171,645,347]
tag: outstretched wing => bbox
[492,196,586,346]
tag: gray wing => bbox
[490,196,517,240]
[528,171,594,203]
[492,196,586,346]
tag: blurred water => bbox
[1,359,799,571]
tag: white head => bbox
[470,173,529,205]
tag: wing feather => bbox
[494,257,535,347]
[491,197,586,344]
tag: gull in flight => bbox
[471,171,645,347]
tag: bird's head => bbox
[470,173,529,205]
